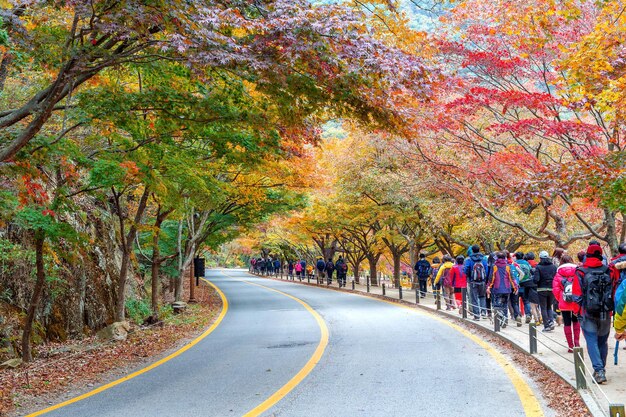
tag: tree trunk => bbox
[352,261,361,284]
[367,254,380,286]
[605,209,619,257]
[151,219,162,315]
[22,231,45,362]
[392,250,402,288]
[114,187,150,322]
[115,252,131,321]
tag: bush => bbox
[125,298,151,324]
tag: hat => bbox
[539,251,550,259]
[586,244,603,259]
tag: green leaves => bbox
[15,206,75,240]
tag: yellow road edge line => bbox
[253,274,544,417]
[239,279,329,417]
[26,278,229,417]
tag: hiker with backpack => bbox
[449,255,467,312]
[552,254,580,352]
[516,252,539,324]
[534,251,558,332]
[414,254,431,298]
[434,255,455,310]
[325,258,335,285]
[335,256,348,287]
[487,251,518,328]
[316,257,326,284]
[430,257,441,304]
[507,251,524,327]
[464,245,489,320]
[572,242,618,384]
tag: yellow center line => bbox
[251,273,544,417]
[26,278,229,417]
[235,278,329,417]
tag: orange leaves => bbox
[119,161,140,181]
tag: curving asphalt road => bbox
[30,269,551,417]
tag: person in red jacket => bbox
[450,255,467,313]
[572,243,618,384]
[552,254,580,352]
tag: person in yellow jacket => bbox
[434,255,455,310]
[613,258,626,340]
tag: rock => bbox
[1,358,23,369]
[96,321,130,341]
[171,301,188,314]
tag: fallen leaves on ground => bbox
[0,282,221,417]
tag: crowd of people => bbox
[249,256,349,286]
[250,240,626,385]
[414,241,626,385]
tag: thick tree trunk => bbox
[352,261,361,284]
[367,254,380,286]
[605,209,619,257]
[115,253,131,321]
[392,251,402,288]
[22,231,45,362]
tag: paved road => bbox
[33,269,549,417]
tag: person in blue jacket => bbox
[464,245,489,320]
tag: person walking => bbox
[430,257,441,305]
[414,254,431,298]
[516,252,536,323]
[487,252,518,328]
[325,258,335,285]
[435,255,455,310]
[316,257,326,284]
[288,260,294,280]
[552,254,580,352]
[534,251,557,332]
[572,243,617,384]
[612,245,626,343]
[273,258,281,276]
[295,259,303,280]
[464,245,488,320]
[335,256,348,287]
[507,252,523,327]
[450,255,467,313]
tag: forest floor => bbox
[0,279,222,417]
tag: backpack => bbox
[579,266,613,316]
[518,262,532,284]
[442,267,453,287]
[472,262,486,283]
[561,278,574,303]
[326,261,335,272]
[316,259,326,271]
[416,262,430,279]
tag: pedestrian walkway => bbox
[260,271,625,417]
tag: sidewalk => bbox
[259,272,625,417]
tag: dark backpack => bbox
[416,262,430,279]
[472,262,486,283]
[326,261,335,272]
[316,259,326,271]
[579,266,613,316]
